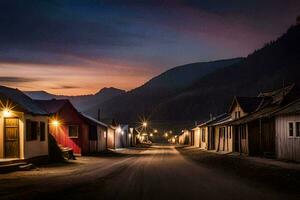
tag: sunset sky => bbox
[0,0,299,95]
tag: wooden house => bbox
[80,113,108,152]
[106,125,116,149]
[195,113,228,151]
[230,84,300,157]
[272,99,300,161]
[36,99,110,155]
[179,129,192,145]
[209,115,233,152]
[0,86,49,161]
[227,96,266,154]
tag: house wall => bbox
[199,127,208,149]
[97,126,107,151]
[48,102,89,155]
[193,128,200,147]
[24,114,49,159]
[231,103,247,119]
[276,114,300,161]
[214,125,233,152]
[107,127,115,149]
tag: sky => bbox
[0,0,299,95]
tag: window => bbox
[289,122,294,137]
[235,112,237,119]
[40,122,46,141]
[26,120,38,141]
[237,111,241,118]
[69,125,79,138]
[201,128,205,142]
[296,122,300,137]
[89,126,97,141]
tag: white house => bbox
[0,86,49,161]
[274,99,300,161]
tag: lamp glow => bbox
[52,120,60,127]
[116,127,122,133]
[150,133,153,137]
[3,109,11,117]
[142,122,147,127]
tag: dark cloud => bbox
[50,85,80,90]
[0,0,299,80]
[0,76,39,83]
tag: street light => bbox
[154,129,158,133]
[142,122,147,127]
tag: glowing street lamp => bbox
[142,122,147,127]
[150,133,153,137]
[165,133,168,137]
[154,129,158,133]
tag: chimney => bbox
[97,108,101,121]
[210,113,213,120]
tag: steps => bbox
[0,160,36,174]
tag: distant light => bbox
[121,130,124,135]
[165,133,168,137]
[116,127,122,133]
[154,129,158,133]
[128,133,132,137]
[142,122,147,127]
[150,133,153,137]
[3,109,11,117]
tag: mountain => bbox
[84,58,243,122]
[25,87,125,111]
[151,24,300,124]
[85,23,300,131]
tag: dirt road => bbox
[0,145,299,200]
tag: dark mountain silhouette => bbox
[25,87,125,111]
[85,23,300,131]
[84,58,243,121]
[152,24,300,125]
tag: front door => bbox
[4,118,19,158]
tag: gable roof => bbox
[80,113,108,128]
[0,86,47,115]
[197,113,228,127]
[271,98,300,115]
[34,99,70,114]
[228,96,264,114]
[258,84,299,105]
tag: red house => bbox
[35,99,108,155]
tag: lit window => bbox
[69,125,79,138]
[288,123,294,137]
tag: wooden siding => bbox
[214,125,233,152]
[107,127,115,149]
[276,115,300,161]
[194,128,200,147]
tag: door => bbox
[4,118,19,158]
